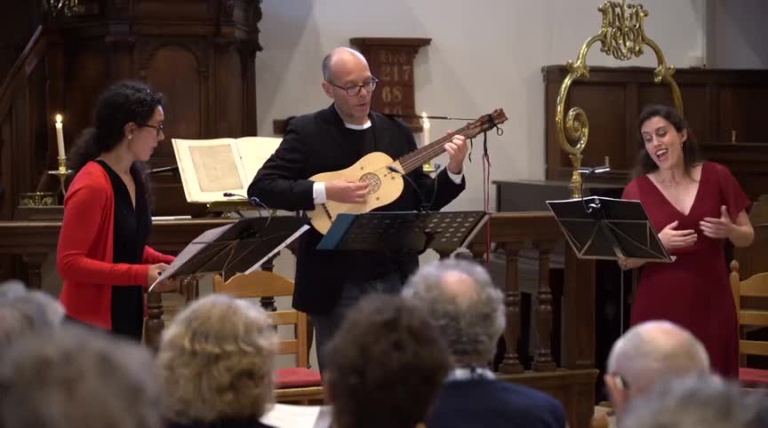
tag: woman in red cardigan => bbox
[57,81,177,341]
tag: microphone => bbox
[382,113,476,121]
[149,165,179,175]
[578,165,612,214]
[386,165,432,212]
[222,192,269,210]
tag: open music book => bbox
[171,137,282,204]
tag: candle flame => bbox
[55,114,62,124]
[421,111,430,126]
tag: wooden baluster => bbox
[259,253,278,312]
[144,290,164,351]
[533,241,557,371]
[562,250,596,369]
[182,275,199,304]
[499,242,524,374]
[22,253,46,289]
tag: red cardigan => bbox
[57,161,175,331]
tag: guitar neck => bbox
[397,122,483,174]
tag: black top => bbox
[427,378,566,428]
[248,104,466,315]
[167,419,274,428]
[95,160,151,341]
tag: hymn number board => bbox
[350,38,431,131]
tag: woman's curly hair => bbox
[157,294,277,424]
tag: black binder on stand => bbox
[149,216,309,291]
[316,211,489,254]
[546,196,673,263]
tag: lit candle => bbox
[421,111,430,147]
[55,114,65,158]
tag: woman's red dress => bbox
[621,161,751,378]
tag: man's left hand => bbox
[444,133,468,174]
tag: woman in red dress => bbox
[620,104,754,378]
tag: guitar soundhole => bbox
[359,173,381,194]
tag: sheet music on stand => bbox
[316,211,489,254]
[149,216,309,291]
[546,196,673,263]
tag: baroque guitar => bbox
[308,109,508,235]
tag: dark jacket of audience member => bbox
[323,294,451,428]
[427,380,566,428]
[403,259,566,428]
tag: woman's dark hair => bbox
[67,81,164,196]
[633,104,701,177]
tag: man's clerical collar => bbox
[344,120,371,130]
[333,103,372,130]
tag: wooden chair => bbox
[213,270,325,404]
[729,260,768,387]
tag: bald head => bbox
[322,47,368,82]
[439,270,479,308]
[607,321,710,394]
[403,259,504,367]
[320,46,373,125]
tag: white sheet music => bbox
[149,222,310,291]
[260,404,331,428]
[244,224,310,274]
[148,224,231,292]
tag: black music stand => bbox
[546,196,673,262]
[316,211,489,254]
[149,216,309,291]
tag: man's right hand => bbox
[147,263,170,288]
[325,180,369,204]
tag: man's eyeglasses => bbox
[326,77,378,96]
[140,123,164,137]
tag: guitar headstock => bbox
[463,108,508,139]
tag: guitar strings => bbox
[399,124,483,172]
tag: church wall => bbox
[707,0,768,69]
[255,0,708,211]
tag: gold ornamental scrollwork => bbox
[556,0,683,198]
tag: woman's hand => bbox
[618,257,645,270]
[699,205,734,240]
[659,220,697,250]
[152,277,181,293]
[146,263,169,288]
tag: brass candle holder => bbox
[48,156,73,198]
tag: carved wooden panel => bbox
[568,84,627,173]
[719,86,768,143]
[145,45,204,146]
[214,45,245,138]
[349,38,430,130]
[544,66,768,188]
[0,0,264,217]
[67,48,108,148]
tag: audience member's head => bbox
[605,320,710,414]
[622,374,766,428]
[0,281,64,353]
[157,294,277,425]
[0,279,26,300]
[323,294,451,428]
[403,258,504,368]
[0,324,162,428]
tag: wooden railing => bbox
[0,213,598,428]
